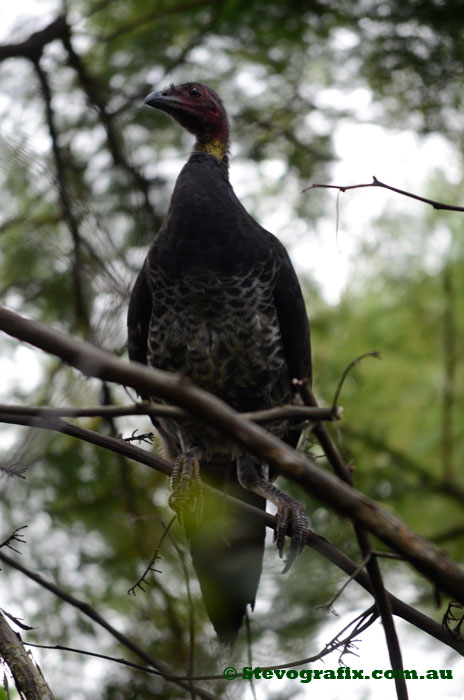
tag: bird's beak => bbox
[144,90,183,111]
[144,90,164,107]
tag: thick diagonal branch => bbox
[1,412,462,657]
[1,305,463,604]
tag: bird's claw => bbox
[169,455,204,525]
[274,497,309,574]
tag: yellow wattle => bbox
[201,138,226,161]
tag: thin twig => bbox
[24,641,163,676]
[325,606,379,665]
[332,351,381,410]
[317,554,371,613]
[0,608,33,632]
[128,516,176,595]
[371,551,406,562]
[304,176,464,212]
[0,526,28,554]
[443,602,464,641]
[263,606,379,671]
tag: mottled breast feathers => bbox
[127,141,311,643]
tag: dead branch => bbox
[0,526,28,554]
[241,606,380,675]
[127,516,176,595]
[304,176,464,212]
[0,611,55,700]
[331,351,381,410]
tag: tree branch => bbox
[15,607,377,681]
[0,410,462,657]
[304,176,464,212]
[0,16,68,62]
[1,304,463,604]
[32,56,92,338]
[0,552,216,700]
[0,611,55,700]
[299,381,407,700]
[0,401,337,423]
[61,29,159,233]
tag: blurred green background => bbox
[0,1,463,698]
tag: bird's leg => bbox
[237,457,309,573]
[169,451,204,525]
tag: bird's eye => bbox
[189,86,202,98]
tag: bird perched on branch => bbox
[128,82,311,644]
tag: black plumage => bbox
[128,82,311,644]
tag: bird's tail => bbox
[185,458,266,645]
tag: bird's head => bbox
[144,82,229,161]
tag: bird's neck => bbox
[195,137,228,162]
[192,119,230,167]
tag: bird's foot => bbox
[169,454,203,525]
[273,493,309,573]
[237,457,309,573]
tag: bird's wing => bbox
[127,262,152,371]
[231,192,311,384]
[273,243,312,387]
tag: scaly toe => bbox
[169,456,203,525]
[281,502,309,574]
[274,505,290,558]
